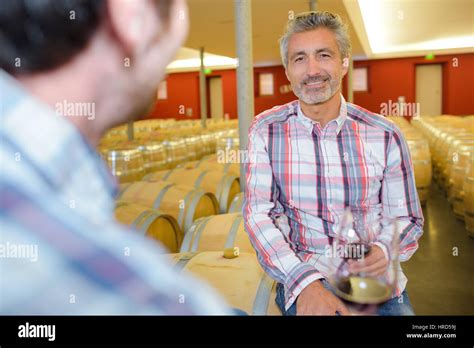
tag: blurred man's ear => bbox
[106,0,158,56]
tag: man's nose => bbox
[307,56,322,76]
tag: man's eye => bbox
[321,54,331,58]
[295,57,303,62]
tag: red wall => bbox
[353,53,474,115]
[147,53,473,119]
[148,69,238,120]
[253,66,296,114]
[149,71,199,119]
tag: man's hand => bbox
[296,280,350,315]
[348,245,388,277]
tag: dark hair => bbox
[0,0,172,75]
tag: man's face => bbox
[286,28,348,105]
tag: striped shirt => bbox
[243,96,424,310]
[0,70,229,315]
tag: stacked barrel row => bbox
[98,120,240,184]
[99,120,279,314]
[102,118,238,143]
[387,116,432,205]
[411,115,474,236]
[100,119,244,251]
[114,175,245,253]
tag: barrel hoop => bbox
[220,176,239,214]
[179,218,201,253]
[224,215,244,249]
[189,216,213,252]
[131,210,154,236]
[152,183,175,210]
[180,216,208,253]
[116,183,133,200]
[228,194,243,213]
[228,196,237,213]
[162,168,175,181]
[173,252,199,272]
[139,211,162,238]
[178,189,198,230]
[196,157,207,167]
[183,189,208,232]
[252,273,275,315]
[194,170,209,188]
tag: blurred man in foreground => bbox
[0,0,229,314]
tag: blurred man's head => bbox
[279,11,351,105]
[0,0,189,143]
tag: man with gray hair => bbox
[243,11,423,315]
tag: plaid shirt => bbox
[0,70,229,315]
[244,96,424,310]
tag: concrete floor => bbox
[403,184,474,315]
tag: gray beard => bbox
[293,78,341,105]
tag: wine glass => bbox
[327,207,399,313]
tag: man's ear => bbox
[106,0,148,56]
[285,67,290,82]
[342,57,350,76]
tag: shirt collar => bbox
[296,94,347,135]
